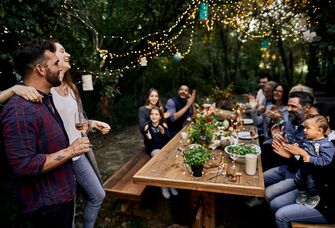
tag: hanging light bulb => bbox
[173,52,183,62]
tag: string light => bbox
[53,0,315,78]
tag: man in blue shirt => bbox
[264,91,315,202]
[165,85,197,137]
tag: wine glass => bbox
[75,111,89,136]
[75,111,93,147]
[249,126,257,143]
[180,132,188,145]
[229,152,240,170]
[228,152,240,182]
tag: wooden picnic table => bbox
[133,120,264,228]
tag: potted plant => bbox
[208,85,234,110]
[184,145,211,177]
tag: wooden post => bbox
[191,191,216,228]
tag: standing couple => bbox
[0,39,110,228]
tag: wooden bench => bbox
[292,222,335,228]
[103,149,151,203]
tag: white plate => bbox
[243,118,254,125]
[238,131,258,139]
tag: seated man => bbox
[165,85,197,137]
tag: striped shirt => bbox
[0,93,76,215]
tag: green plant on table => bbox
[208,85,234,103]
[188,112,217,144]
[184,145,211,166]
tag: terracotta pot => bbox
[191,165,204,177]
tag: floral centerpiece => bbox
[188,112,217,146]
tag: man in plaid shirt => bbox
[0,39,90,227]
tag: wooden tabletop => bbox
[133,123,265,197]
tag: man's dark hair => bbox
[12,39,56,78]
[259,73,269,80]
[289,91,315,107]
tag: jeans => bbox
[264,165,296,202]
[270,189,328,228]
[73,155,105,228]
[295,165,318,196]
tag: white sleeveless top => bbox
[50,87,82,160]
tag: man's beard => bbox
[289,111,304,123]
[45,68,61,87]
[178,92,188,101]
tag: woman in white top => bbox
[52,41,110,228]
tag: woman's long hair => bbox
[272,83,288,106]
[145,88,163,110]
[52,39,81,106]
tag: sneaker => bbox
[304,195,321,208]
[296,192,308,204]
[161,188,171,199]
[246,197,264,207]
[170,188,179,196]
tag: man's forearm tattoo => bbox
[55,155,65,161]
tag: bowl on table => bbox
[224,143,261,163]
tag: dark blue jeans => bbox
[295,164,318,196]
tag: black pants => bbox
[25,199,74,228]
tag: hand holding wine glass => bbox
[68,137,91,157]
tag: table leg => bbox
[191,192,215,228]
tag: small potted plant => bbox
[184,145,211,177]
[209,85,234,110]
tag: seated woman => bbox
[138,88,166,136]
[249,83,289,171]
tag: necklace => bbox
[151,125,160,133]
[56,85,68,96]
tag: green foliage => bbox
[188,112,217,144]
[184,145,211,166]
[208,85,234,103]
[110,94,138,131]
